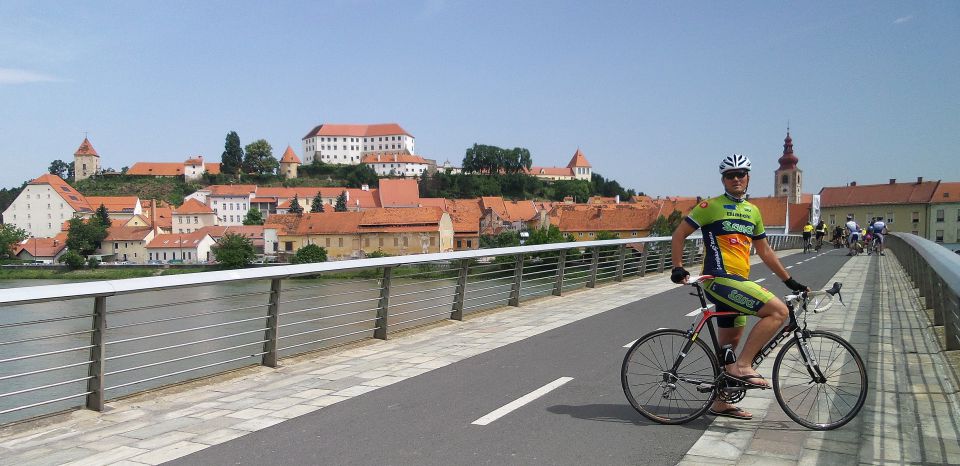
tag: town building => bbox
[361,153,430,177]
[774,130,803,203]
[524,148,593,181]
[73,138,100,182]
[928,182,960,248]
[301,123,415,165]
[548,204,654,240]
[98,225,156,263]
[819,178,941,238]
[14,237,68,263]
[172,199,218,234]
[278,146,301,179]
[145,230,216,263]
[478,197,541,235]
[127,156,222,180]
[3,174,94,238]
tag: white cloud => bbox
[893,15,914,24]
[0,67,64,84]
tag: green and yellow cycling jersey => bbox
[684,194,767,279]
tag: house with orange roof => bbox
[15,237,68,263]
[446,199,483,250]
[173,199,218,234]
[928,181,960,247]
[378,179,421,207]
[196,225,265,254]
[278,146,302,179]
[145,230,216,263]
[819,177,941,238]
[270,207,452,260]
[524,148,593,182]
[549,204,658,241]
[302,123,415,165]
[95,225,156,263]
[2,173,93,238]
[128,156,221,181]
[478,197,541,235]
[746,196,812,234]
[141,200,174,234]
[83,196,143,222]
[361,152,430,177]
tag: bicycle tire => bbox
[772,331,867,430]
[621,329,719,424]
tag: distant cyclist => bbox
[845,215,861,256]
[802,222,814,252]
[872,216,887,256]
[671,153,808,420]
[815,220,828,250]
[832,225,845,248]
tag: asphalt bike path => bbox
[172,249,849,465]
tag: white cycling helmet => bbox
[719,153,752,174]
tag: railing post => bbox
[946,291,960,351]
[509,254,524,306]
[86,296,107,411]
[451,259,469,321]
[262,278,281,368]
[553,249,567,296]
[615,245,626,282]
[657,246,668,273]
[639,245,650,277]
[375,267,392,340]
[587,248,600,288]
[933,276,945,327]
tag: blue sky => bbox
[2,1,958,197]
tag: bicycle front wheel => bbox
[621,329,719,424]
[772,331,867,430]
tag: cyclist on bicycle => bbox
[845,215,861,256]
[802,222,814,251]
[671,153,808,419]
[815,220,827,250]
[872,216,887,256]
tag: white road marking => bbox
[786,266,794,269]
[471,377,574,426]
[795,262,804,265]
[755,278,766,283]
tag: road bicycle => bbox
[802,235,813,254]
[814,234,825,252]
[621,276,867,430]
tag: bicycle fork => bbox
[795,331,828,384]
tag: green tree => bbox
[59,250,85,269]
[48,160,70,179]
[65,217,108,256]
[243,207,264,225]
[292,244,327,264]
[311,192,325,212]
[648,210,684,238]
[526,225,570,246]
[0,224,28,259]
[479,231,520,249]
[334,191,348,212]
[221,131,244,175]
[242,139,279,176]
[288,195,304,214]
[211,232,256,269]
[95,203,110,227]
[86,256,101,269]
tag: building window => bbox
[828,214,835,225]
[430,237,435,246]
[394,237,398,246]
[338,237,343,247]
[912,211,920,222]
[379,238,384,247]
[467,240,472,248]
[284,242,293,251]
[456,240,462,248]
[887,212,894,223]
[936,209,945,222]
[364,238,370,247]
[935,230,944,243]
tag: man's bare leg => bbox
[711,326,749,415]
[726,300,789,388]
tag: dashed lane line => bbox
[471,377,574,426]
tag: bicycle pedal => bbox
[696,383,714,393]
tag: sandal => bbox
[708,407,753,420]
[725,372,769,389]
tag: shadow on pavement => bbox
[546,403,713,431]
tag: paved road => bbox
[172,249,850,466]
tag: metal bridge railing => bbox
[0,234,802,426]
[885,232,960,350]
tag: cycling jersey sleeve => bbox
[753,210,767,240]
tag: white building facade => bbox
[361,153,430,177]
[302,123,415,165]
[2,174,90,238]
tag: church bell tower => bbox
[774,129,802,203]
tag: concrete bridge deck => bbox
[1,249,957,465]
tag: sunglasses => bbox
[723,171,749,180]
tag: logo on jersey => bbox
[728,290,758,309]
[721,220,754,235]
[700,202,709,208]
[723,204,735,210]
[728,237,740,245]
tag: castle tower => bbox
[73,137,100,181]
[567,148,592,181]
[279,145,302,179]
[774,130,802,203]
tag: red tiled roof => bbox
[567,148,591,168]
[15,237,68,258]
[104,226,154,241]
[146,230,210,249]
[205,163,222,175]
[931,182,960,204]
[447,199,483,233]
[74,138,98,157]
[479,197,538,222]
[378,179,420,207]
[264,213,303,235]
[142,202,173,230]
[280,146,301,164]
[302,123,412,140]
[196,225,264,239]
[207,184,257,196]
[525,166,574,177]
[553,205,656,233]
[86,196,139,213]
[293,212,364,235]
[361,153,427,164]
[747,196,812,231]
[819,181,940,207]
[173,198,215,214]
[184,157,203,165]
[127,162,184,176]
[28,173,91,212]
[418,198,449,209]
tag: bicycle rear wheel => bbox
[772,331,867,430]
[621,329,718,424]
